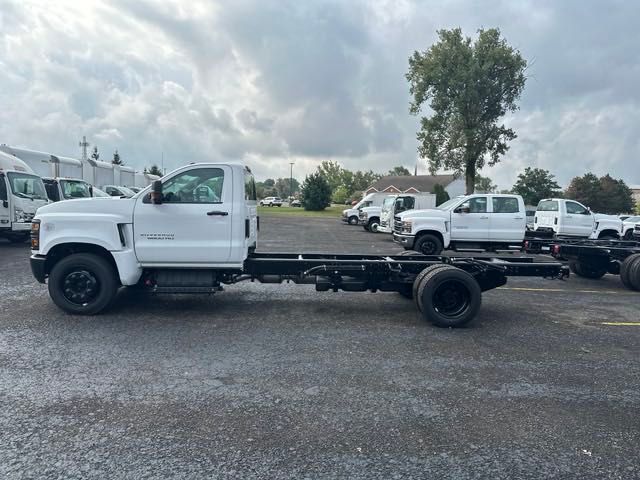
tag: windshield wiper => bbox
[14,192,35,200]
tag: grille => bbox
[22,213,35,222]
[393,216,403,233]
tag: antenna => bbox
[79,136,90,161]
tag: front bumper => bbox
[30,255,47,283]
[393,233,415,248]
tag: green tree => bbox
[351,170,381,192]
[275,177,300,198]
[407,28,527,194]
[474,174,497,193]
[387,166,412,176]
[90,146,100,161]
[317,160,344,192]
[112,150,123,165]
[332,186,350,204]
[511,167,561,206]
[263,178,275,188]
[432,184,450,206]
[301,172,332,211]
[147,164,163,176]
[598,175,635,214]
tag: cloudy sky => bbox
[0,0,638,188]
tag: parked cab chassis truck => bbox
[30,163,568,328]
[525,237,640,291]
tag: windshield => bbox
[119,186,136,197]
[436,198,462,210]
[625,216,640,223]
[6,172,48,200]
[92,187,110,197]
[537,200,559,212]
[60,180,92,199]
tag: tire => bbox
[570,260,607,279]
[623,230,633,240]
[412,264,456,312]
[414,234,443,256]
[348,216,359,225]
[48,253,119,315]
[598,234,617,241]
[620,254,640,291]
[367,219,380,233]
[363,224,370,232]
[417,266,482,328]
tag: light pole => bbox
[289,162,295,201]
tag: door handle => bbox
[207,211,229,216]
[514,217,524,220]
[480,216,489,219]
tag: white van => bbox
[0,151,49,242]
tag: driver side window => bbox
[161,168,225,204]
[459,197,487,213]
[566,201,588,215]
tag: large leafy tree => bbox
[301,172,332,211]
[564,173,635,214]
[407,28,527,194]
[512,167,561,205]
[387,166,412,176]
[317,160,344,193]
[474,174,497,193]
[275,178,300,198]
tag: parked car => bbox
[128,186,143,194]
[92,187,111,198]
[290,199,302,207]
[260,196,283,207]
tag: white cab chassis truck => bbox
[342,192,388,225]
[361,193,437,233]
[393,194,527,255]
[30,163,567,328]
[533,198,622,240]
[0,151,49,242]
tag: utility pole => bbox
[289,162,295,200]
[79,136,90,161]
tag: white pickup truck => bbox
[533,198,622,240]
[361,193,436,233]
[393,194,527,255]
[28,162,568,327]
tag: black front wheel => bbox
[6,233,30,243]
[48,253,119,315]
[414,234,443,256]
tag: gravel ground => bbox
[1,215,639,479]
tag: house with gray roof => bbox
[365,174,465,197]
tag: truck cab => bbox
[379,194,436,234]
[393,194,526,255]
[42,177,94,202]
[0,151,49,243]
[341,193,387,225]
[534,198,622,239]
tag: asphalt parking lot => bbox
[1,215,639,479]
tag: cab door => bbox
[0,175,10,228]
[562,201,593,236]
[489,196,525,241]
[133,166,233,265]
[450,197,490,240]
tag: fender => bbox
[412,218,451,248]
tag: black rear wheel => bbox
[569,260,607,279]
[48,253,119,314]
[416,267,481,327]
[620,254,640,291]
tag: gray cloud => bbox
[0,0,638,189]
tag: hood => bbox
[37,196,136,220]
[398,208,448,220]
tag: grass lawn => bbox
[258,204,345,217]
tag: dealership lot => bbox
[1,215,639,479]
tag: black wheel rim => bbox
[62,270,99,305]
[420,240,437,255]
[432,280,471,317]
[371,223,379,232]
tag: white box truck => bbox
[341,192,388,225]
[361,193,437,234]
[533,198,622,240]
[0,151,49,242]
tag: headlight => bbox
[31,220,40,250]
[15,207,25,223]
[402,220,412,233]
